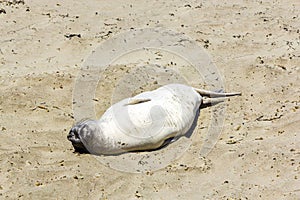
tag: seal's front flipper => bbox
[124,98,151,106]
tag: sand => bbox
[0,0,299,199]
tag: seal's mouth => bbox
[67,127,89,154]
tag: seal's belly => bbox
[99,84,201,145]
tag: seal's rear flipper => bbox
[194,88,241,98]
[200,97,226,108]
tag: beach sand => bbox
[0,0,299,199]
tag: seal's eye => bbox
[78,123,93,138]
[78,123,86,132]
[72,128,78,138]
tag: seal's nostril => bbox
[67,130,73,140]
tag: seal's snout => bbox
[67,127,80,143]
[67,126,89,153]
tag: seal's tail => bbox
[193,88,241,98]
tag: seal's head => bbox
[68,119,105,154]
[67,119,92,153]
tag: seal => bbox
[67,84,241,155]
